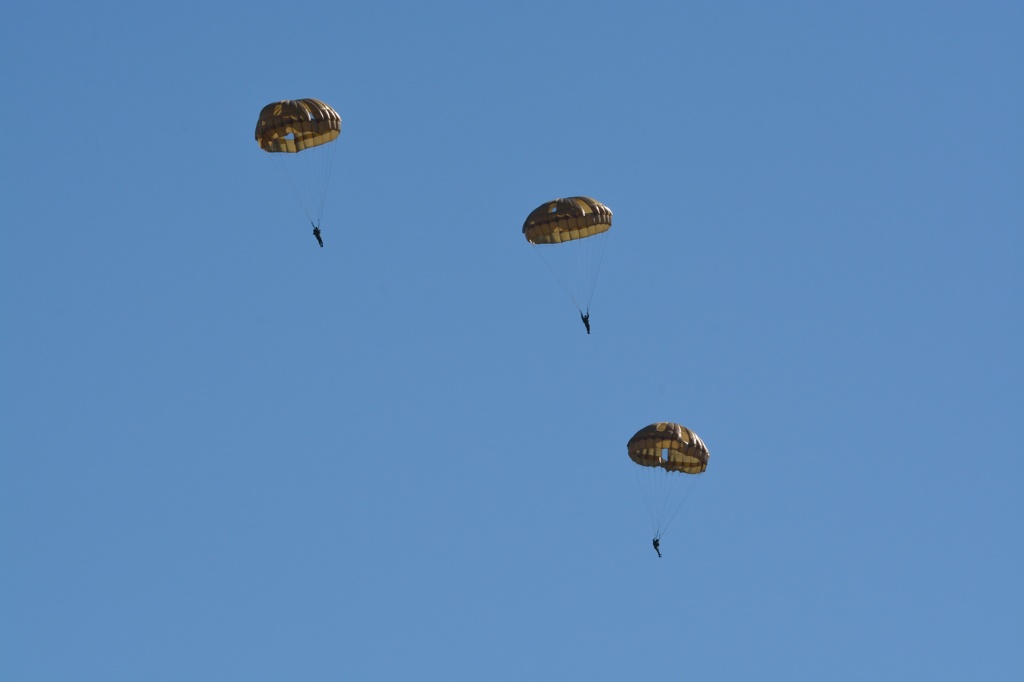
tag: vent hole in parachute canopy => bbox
[662,448,670,462]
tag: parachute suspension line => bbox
[657,472,700,539]
[584,229,611,312]
[531,229,611,317]
[571,234,589,308]
[562,231,606,312]
[304,139,337,224]
[312,136,339,224]
[270,153,316,225]
[268,140,339,228]
[634,466,702,542]
[532,245,584,314]
[633,466,659,539]
[652,469,674,539]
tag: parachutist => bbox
[312,224,323,248]
[581,311,591,334]
[652,537,661,558]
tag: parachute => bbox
[523,197,612,316]
[255,98,341,230]
[628,422,709,541]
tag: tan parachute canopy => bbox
[628,422,709,474]
[255,99,341,153]
[522,197,612,245]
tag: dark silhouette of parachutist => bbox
[652,537,661,558]
[313,223,323,248]
[581,311,591,334]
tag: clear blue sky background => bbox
[2,1,1022,680]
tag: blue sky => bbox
[2,1,1022,680]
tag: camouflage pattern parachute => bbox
[522,196,612,245]
[523,197,612,320]
[628,422,709,474]
[255,99,341,153]
[628,422,709,542]
[255,98,342,232]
